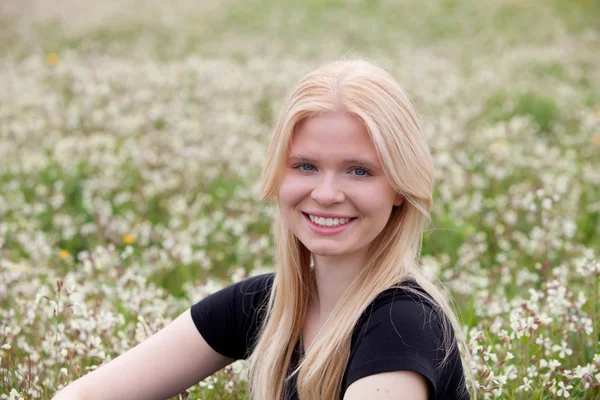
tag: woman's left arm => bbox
[343,370,428,400]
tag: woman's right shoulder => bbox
[236,271,275,294]
[233,272,275,323]
[193,271,275,312]
[190,271,275,360]
[197,271,275,304]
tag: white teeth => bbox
[307,214,353,227]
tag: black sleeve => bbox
[345,299,443,399]
[190,273,274,360]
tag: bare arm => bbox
[343,371,428,400]
[52,308,235,400]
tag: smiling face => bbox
[277,111,404,263]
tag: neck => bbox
[310,250,366,318]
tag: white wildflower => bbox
[556,381,573,398]
[518,377,533,392]
[552,341,573,359]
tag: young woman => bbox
[53,59,474,400]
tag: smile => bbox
[306,213,355,226]
[302,212,357,235]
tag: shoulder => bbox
[371,278,439,312]
[232,272,275,319]
[189,272,275,359]
[356,279,445,342]
[191,272,274,311]
[351,280,445,365]
[237,272,275,294]
[343,279,466,400]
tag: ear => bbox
[394,194,404,207]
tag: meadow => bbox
[1,0,599,398]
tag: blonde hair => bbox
[247,58,476,399]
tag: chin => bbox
[310,249,341,257]
[303,243,347,257]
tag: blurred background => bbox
[1,0,599,399]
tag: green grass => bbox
[3,0,599,60]
[2,0,600,398]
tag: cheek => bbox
[278,176,309,206]
[348,184,397,213]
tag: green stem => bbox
[52,285,62,390]
[593,273,599,356]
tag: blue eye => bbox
[291,163,372,177]
[352,167,372,177]
[293,163,316,171]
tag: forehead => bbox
[289,112,377,157]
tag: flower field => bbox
[1,0,599,398]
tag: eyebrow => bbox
[288,155,380,171]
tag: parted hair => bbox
[247,58,476,400]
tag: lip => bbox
[303,211,357,219]
[303,212,356,235]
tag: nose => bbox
[311,175,345,205]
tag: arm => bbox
[343,370,428,400]
[52,308,234,400]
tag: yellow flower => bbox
[123,234,136,244]
[59,249,70,260]
[45,53,59,67]
[593,135,600,146]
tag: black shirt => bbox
[191,273,469,400]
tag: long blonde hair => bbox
[247,58,476,399]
